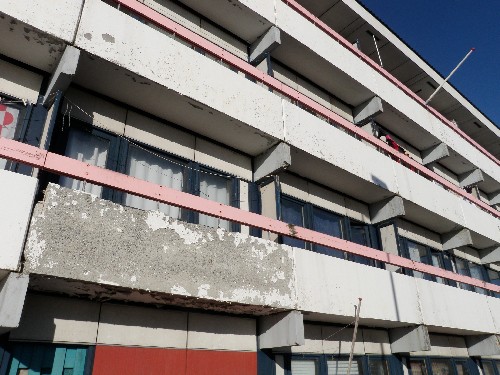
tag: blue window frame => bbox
[479,360,500,375]
[0,343,90,375]
[452,256,491,295]
[279,194,381,266]
[49,120,241,231]
[285,354,402,375]
[408,357,479,375]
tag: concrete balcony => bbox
[23,184,500,336]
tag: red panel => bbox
[186,350,257,375]
[92,346,187,375]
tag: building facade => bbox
[0,0,499,374]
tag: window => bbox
[453,256,490,294]
[409,359,428,375]
[53,121,240,230]
[400,239,449,284]
[288,355,398,375]
[292,358,320,375]
[327,359,363,375]
[369,359,390,375]
[486,268,500,298]
[430,359,453,375]
[280,194,380,265]
[0,101,31,170]
[481,362,496,375]
[1,343,89,375]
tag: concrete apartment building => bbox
[0,0,499,374]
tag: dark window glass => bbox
[487,269,500,298]
[312,206,344,258]
[430,359,453,375]
[410,360,428,375]
[454,361,470,375]
[369,359,390,375]
[481,362,495,375]
[454,258,474,291]
[349,222,373,265]
[468,262,488,295]
[281,197,306,249]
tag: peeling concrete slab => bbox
[24,184,297,312]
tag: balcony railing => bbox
[1,136,499,294]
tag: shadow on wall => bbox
[371,174,388,190]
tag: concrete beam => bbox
[441,229,473,251]
[421,143,450,165]
[249,26,281,66]
[42,46,81,107]
[488,191,500,206]
[458,168,484,188]
[466,335,500,356]
[0,273,29,335]
[258,311,304,349]
[253,142,291,182]
[353,96,383,126]
[369,196,405,224]
[480,246,500,264]
[389,325,431,353]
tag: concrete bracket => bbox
[480,246,500,264]
[249,26,281,66]
[458,168,484,188]
[253,142,291,182]
[369,196,405,224]
[42,46,81,107]
[441,228,473,251]
[466,335,500,356]
[0,273,29,335]
[258,311,305,349]
[353,96,383,126]
[389,325,431,353]
[488,190,500,206]
[421,143,450,165]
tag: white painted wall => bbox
[0,170,38,272]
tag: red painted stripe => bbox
[111,0,499,220]
[282,0,499,167]
[1,137,498,293]
[186,350,257,375]
[92,346,187,375]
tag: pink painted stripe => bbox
[282,0,500,167]
[1,137,498,293]
[113,0,499,219]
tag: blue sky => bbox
[358,0,500,128]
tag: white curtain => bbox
[198,172,230,230]
[327,360,361,375]
[124,145,184,218]
[59,128,109,197]
[0,104,21,170]
[292,360,318,375]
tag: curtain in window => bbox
[327,359,362,375]
[59,128,109,197]
[124,145,184,218]
[407,241,428,279]
[292,359,318,375]
[198,172,231,230]
[350,223,373,265]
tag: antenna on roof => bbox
[425,48,475,105]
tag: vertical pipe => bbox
[347,298,362,375]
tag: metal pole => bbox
[372,34,383,67]
[347,298,362,375]
[425,48,475,105]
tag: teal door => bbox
[0,343,88,375]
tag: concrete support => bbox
[249,26,281,66]
[253,142,291,182]
[421,143,450,165]
[0,273,29,335]
[258,311,304,349]
[353,96,383,126]
[42,46,81,107]
[466,335,500,356]
[441,228,473,251]
[389,325,431,353]
[480,246,500,265]
[488,190,500,206]
[369,196,405,224]
[458,168,484,188]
